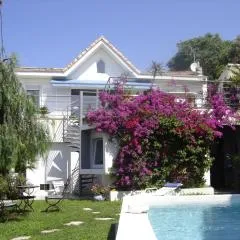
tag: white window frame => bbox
[97,59,105,73]
[90,133,104,169]
[26,89,40,107]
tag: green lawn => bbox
[0,200,121,240]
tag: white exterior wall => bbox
[70,48,131,81]
[26,157,46,199]
[17,38,209,194]
[104,136,118,174]
[26,143,72,199]
[21,77,71,116]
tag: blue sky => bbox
[3,0,240,71]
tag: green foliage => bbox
[0,174,25,200]
[0,175,8,199]
[167,33,235,80]
[230,65,240,85]
[6,174,25,200]
[137,117,213,188]
[91,184,110,197]
[39,106,49,117]
[229,36,240,64]
[0,59,50,175]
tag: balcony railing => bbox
[38,91,100,118]
[36,81,240,119]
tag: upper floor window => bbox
[97,60,105,73]
[27,90,40,107]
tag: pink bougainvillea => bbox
[87,80,238,190]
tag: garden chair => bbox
[43,180,70,212]
[145,182,183,196]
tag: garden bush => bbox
[87,80,237,190]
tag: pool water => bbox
[148,202,240,240]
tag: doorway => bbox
[211,126,240,193]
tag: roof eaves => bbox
[101,37,141,75]
[15,67,64,73]
[63,36,104,71]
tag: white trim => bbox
[137,74,207,82]
[90,132,105,169]
[16,72,65,77]
[64,41,102,76]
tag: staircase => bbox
[61,94,97,196]
[63,123,81,149]
[79,174,96,195]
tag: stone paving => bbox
[11,207,115,239]
[64,221,84,226]
[83,207,92,211]
[94,217,114,220]
[11,237,31,240]
[41,229,61,234]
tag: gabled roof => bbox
[15,36,141,76]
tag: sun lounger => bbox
[145,182,183,196]
[125,183,182,214]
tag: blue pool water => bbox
[148,202,240,240]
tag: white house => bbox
[15,36,207,198]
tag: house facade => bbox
[15,36,207,198]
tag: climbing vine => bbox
[87,80,237,190]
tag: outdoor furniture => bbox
[17,185,38,211]
[0,200,17,216]
[43,180,70,212]
[145,182,183,196]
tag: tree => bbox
[167,33,233,80]
[228,36,240,64]
[147,61,165,77]
[0,59,50,175]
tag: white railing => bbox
[39,90,100,118]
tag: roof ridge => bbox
[16,36,141,75]
[100,37,141,74]
[63,36,103,71]
[64,36,141,74]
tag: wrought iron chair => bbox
[43,180,70,212]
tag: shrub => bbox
[87,80,237,190]
[0,175,8,199]
[91,184,110,197]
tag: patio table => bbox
[17,185,39,211]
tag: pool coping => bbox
[116,194,240,240]
[116,194,157,240]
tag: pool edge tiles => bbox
[116,195,157,240]
[116,194,240,240]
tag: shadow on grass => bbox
[0,211,25,223]
[107,223,118,240]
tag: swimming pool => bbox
[116,194,240,240]
[148,196,240,240]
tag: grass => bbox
[0,200,121,240]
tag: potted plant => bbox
[39,106,49,117]
[91,184,110,201]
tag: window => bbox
[92,138,103,166]
[97,60,105,73]
[71,89,97,116]
[27,90,40,107]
